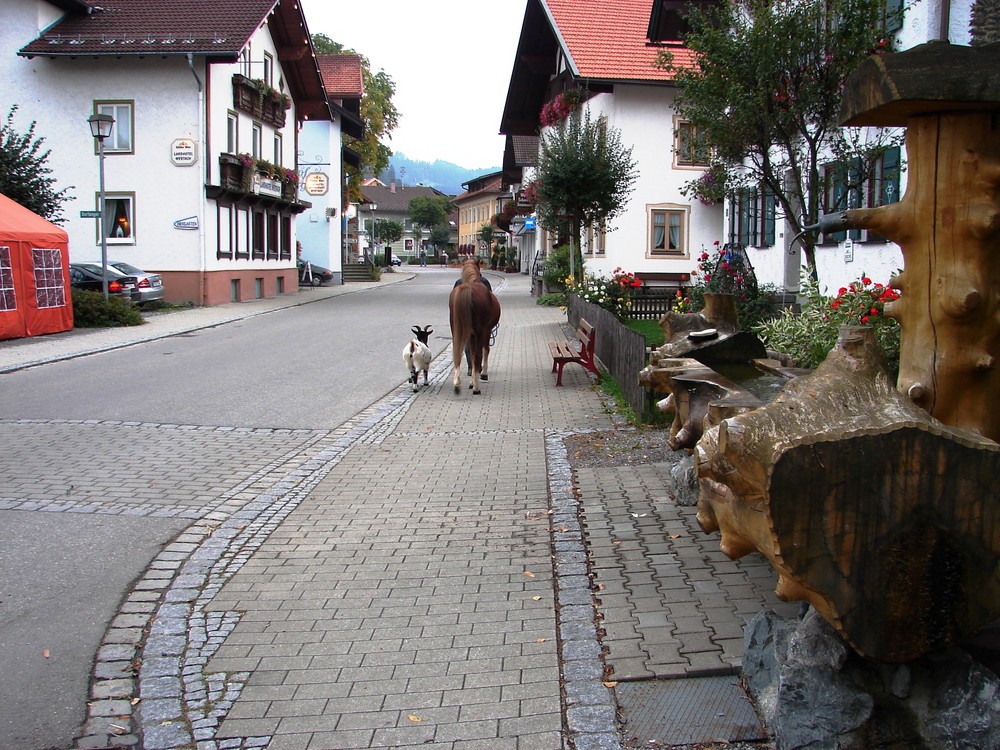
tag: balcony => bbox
[212,153,306,212]
[232,74,290,129]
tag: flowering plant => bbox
[281,168,299,185]
[539,90,583,127]
[671,288,694,314]
[570,267,639,320]
[680,162,729,206]
[686,240,780,330]
[755,270,901,376]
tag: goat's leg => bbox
[410,365,419,392]
[422,367,429,387]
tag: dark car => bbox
[298,259,334,286]
[68,263,137,300]
[107,261,166,305]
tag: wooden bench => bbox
[549,318,601,386]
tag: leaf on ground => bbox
[407,714,422,723]
[532,596,542,601]
[523,571,535,578]
[42,649,49,658]
[602,681,618,688]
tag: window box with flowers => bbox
[231,73,291,128]
[539,90,583,128]
[218,153,300,203]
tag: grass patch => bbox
[140,300,194,313]
[626,318,664,348]
[536,292,567,307]
[598,374,638,424]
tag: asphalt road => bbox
[0,268,465,749]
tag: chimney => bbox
[390,180,396,193]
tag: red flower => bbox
[861,315,870,324]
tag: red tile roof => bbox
[18,0,281,58]
[317,54,363,99]
[542,0,696,82]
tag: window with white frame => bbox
[263,52,273,88]
[273,132,282,166]
[227,112,238,154]
[95,102,133,153]
[674,120,710,168]
[240,48,251,78]
[251,123,262,159]
[583,222,606,256]
[649,205,688,256]
[98,194,135,244]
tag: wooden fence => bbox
[568,294,653,419]
[628,287,677,320]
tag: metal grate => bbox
[616,676,768,746]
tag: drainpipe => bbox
[938,0,951,43]
[187,53,207,306]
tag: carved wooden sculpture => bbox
[694,43,1000,661]
[696,327,1000,661]
[827,42,1000,441]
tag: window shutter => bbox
[885,0,903,34]
[880,147,901,206]
[848,157,863,241]
[762,188,776,247]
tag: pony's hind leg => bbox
[480,345,490,382]
[452,348,463,394]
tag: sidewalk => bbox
[11,269,793,749]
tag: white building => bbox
[5,0,341,305]
[501,0,979,297]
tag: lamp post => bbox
[88,113,115,299]
[369,203,378,264]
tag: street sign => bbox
[79,210,101,218]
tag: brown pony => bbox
[448,258,501,394]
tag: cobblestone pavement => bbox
[2,271,794,749]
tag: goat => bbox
[403,325,433,392]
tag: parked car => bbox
[106,261,166,305]
[297,259,335,286]
[68,263,137,300]
[391,254,402,266]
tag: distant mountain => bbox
[378,154,500,197]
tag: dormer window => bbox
[647,0,717,44]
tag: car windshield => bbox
[110,262,143,275]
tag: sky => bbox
[299,1,528,171]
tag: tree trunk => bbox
[842,112,1000,441]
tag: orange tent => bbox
[0,192,73,340]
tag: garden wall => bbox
[568,294,651,418]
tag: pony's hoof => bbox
[473,389,482,395]
[480,375,489,381]
[453,385,460,394]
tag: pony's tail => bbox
[451,285,474,368]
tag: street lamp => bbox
[88,113,115,299]
[368,202,378,264]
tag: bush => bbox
[569,267,641,320]
[754,271,900,378]
[72,289,145,327]
[541,244,572,291]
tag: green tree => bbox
[408,195,452,234]
[429,223,451,253]
[657,0,904,275]
[376,218,403,246]
[312,34,400,203]
[534,107,638,278]
[0,105,71,223]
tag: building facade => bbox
[6,0,339,306]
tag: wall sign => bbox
[170,138,197,166]
[173,216,199,230]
